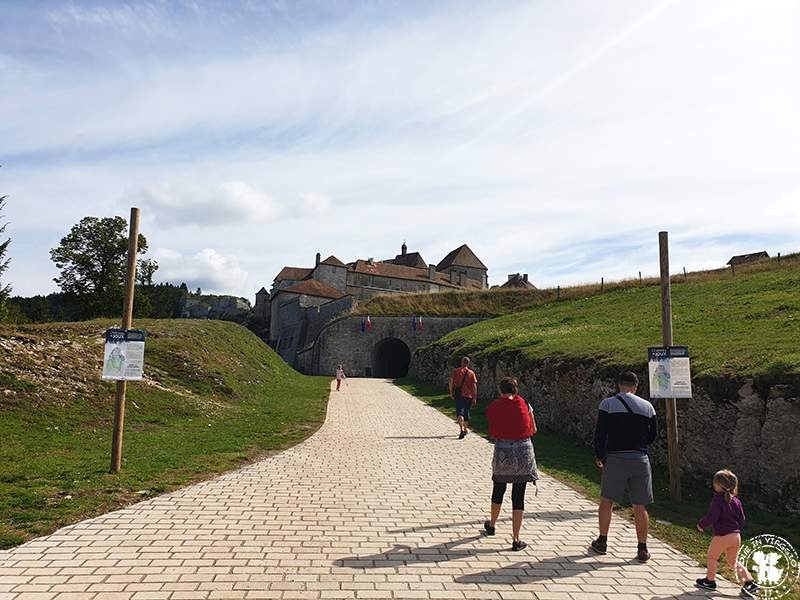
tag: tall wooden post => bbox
[110,207,140,473]
[659,231,681,501]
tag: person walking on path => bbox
[335,364,346,392]
[483,377,538,551]
[449,357,478,439]
[591,371,657,562]
[695,470,760,597]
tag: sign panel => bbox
[102,328,146,381]
[648,345,692,398]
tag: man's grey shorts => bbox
[601,453,653,505]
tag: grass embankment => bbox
[435,262,800,378]
[0,319,330,549]
[397,379,800,598]
[358,252,800,322]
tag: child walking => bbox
[695,469,759,597]
[335,364,346,392]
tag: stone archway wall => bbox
[298,315,482,377]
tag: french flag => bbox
[366,315,373,332]
[419,316,424,331]
[411,315,417,331]
[360,317,366,334]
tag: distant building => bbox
[259,243,489,366]
[727,251,769,267]
[499,273,536,290]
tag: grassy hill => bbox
[365,258,800,378]
[0,319,330,549]
[358,252,800,319]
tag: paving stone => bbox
[0,380,740,600]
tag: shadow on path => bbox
[384,435,454,440]
[385,509,594,535]
[334,535,504,567]
[453,553,629,584]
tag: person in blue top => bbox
[590,371,658,562]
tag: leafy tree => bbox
[0,195,11,321]
[136,258,159,287]
[50,216,149,317]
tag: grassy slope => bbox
[433,263,800,378]
[397,379,800,599]
[0,319,330,549]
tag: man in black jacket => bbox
[590,371,658,562]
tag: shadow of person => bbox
[647,591,741,600]
[453,553,628,584]
[334,535,505,568]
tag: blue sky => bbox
[2,0,799,299]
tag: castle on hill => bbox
[254,243,488,366]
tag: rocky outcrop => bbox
[410,344,800,511]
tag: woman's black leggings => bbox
[491,481,527,511]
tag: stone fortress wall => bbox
[410,345,800,512]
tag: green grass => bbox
[0,319,330,549]
[358,253,800,320]
[431,263,800,378]
[396,377,800,599]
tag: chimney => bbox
[368,257,374,265]
[428,264,436,280]
[523,274,528,282]
[508,274,515,282]
[401,242,407,256]
[315,252,321,267]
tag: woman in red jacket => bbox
[484,377,538,551]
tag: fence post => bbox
[639,271,642,284]
[556,285,560,300]
[601,277,604,292]
[778,252,782,265]
[683,266,687,282]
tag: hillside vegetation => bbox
[358,252,800,321]
[369,259,800,378]
[0,319,330,549]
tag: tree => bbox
[50,216,149,318]
[136,258,159,287]
[0,195,11,321]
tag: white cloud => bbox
[135,181,281,226]
[299,192,331,214]
[153,247,250,296]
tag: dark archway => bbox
[373,337,411,378]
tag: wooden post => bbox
[110,207,140,474]
[778,252,782,265]
[601,277,604,292]
[683,266,687,281]
[659,231,681,501]
[639,271,642,284]
[556,285,560,300]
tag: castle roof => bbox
[351,260,481,289]
[256,287,269,295]
[320,255,346,267]
[500,274,536,290]
[727,251,769,266]
[436,244,488,271]
[275,266,313,282]
[279,280,345,300]
[389,251,427,269]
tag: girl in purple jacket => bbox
[695,470,759,597]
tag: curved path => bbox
[1,379,736,599]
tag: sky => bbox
[2,0,799,300]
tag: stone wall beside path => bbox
[410,344,800,512]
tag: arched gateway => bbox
[295,315,483,377]
[372,337,411,378]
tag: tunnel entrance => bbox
[372,337,411,378]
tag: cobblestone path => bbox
[1,378,738,599]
